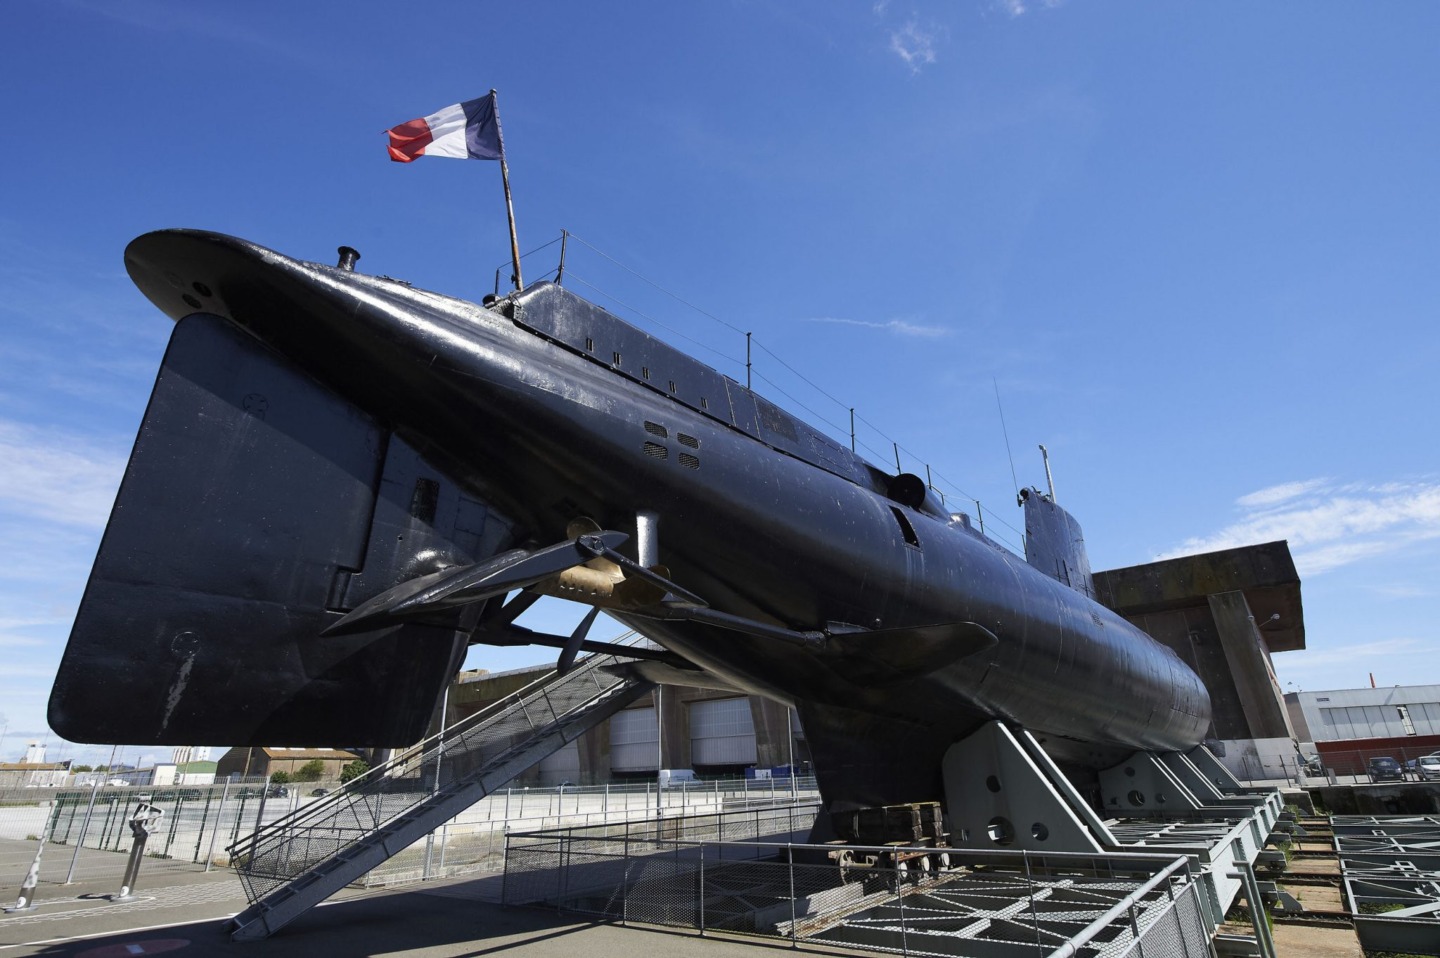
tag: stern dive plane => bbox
[48,230,1211,817]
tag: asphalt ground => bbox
[0,840,866,958]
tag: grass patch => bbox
[1358,901,1406,914]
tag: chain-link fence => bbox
[228,641,651,905]
[0,778,291,888]
[355,777,822,886]
[1308,746,1440,784]
[504,809,1217,957]
[1220,745,1440,786]
[0,772,821,897]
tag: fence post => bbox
[698,841,706,935]
[896,857,908,956]
[622,835,631,926]
[1229,862,1277,958]
[192,789,212,864]
[253,787,269,839]
[64,778,105,884]
[6,803,59,912]
[788,842,797,948]
[1024,851,1042,950]
[203,779,232,872]
[162,793,183,858]
[99,795,119,851]
[500,829,511,907]
[229,789,248,849]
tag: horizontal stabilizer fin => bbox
[321,532,628,636]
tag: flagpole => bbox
[489,89,523,291]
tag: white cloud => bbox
[805,316,950,338]
[889,20,943,72]
[0,420,126,528]
[0,665,60,679]
[993,0,1067,18]
[1368,583,1433,599]
[1278,637,1438,674]
[1161,478,1440,576]
[1235,478,1329,509]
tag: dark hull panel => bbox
[49,313,514,746]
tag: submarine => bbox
[48,229,1211,815]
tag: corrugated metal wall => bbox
[689,697,757,766]
[610,706,658,771]
[1319,702,1440,739]
[537,740,580,784]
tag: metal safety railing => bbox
[229,636,653,905]
[503,807,1218,958]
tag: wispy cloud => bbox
[888,20,944,73]
[59,0,318,65]
[0,615,66,649]
[996,0,1067,17]
[1368,583,1434,599]
[0,664,61,679]
[0,636,45,649]
[1162,478,1440,575]
[805,316,950,338]
[1235,479,1329,509]
[1278,637,1439,674]
[0,420,126,528]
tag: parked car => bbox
[310,787,330,797]
[1367,756,1405,782]
[266,784,289,798]
[1417,755,1440,781]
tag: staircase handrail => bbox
[229,631,649,859]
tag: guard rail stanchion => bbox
[5,802,58,913]
[110,801,165,902]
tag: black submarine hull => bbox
[50,230,1210,807]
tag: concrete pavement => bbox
[0,844,862,958]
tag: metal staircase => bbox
[226,641,656,941]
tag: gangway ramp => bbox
[226,645,656,941]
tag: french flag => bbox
[386,93,502,163]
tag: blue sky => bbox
[2,1,1438,766]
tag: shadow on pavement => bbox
[19,889,593,958]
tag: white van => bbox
[658,769,697,789]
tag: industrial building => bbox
[1286,684,1440,774]
[445,665,807,786]
[0,742,71,788]
[1092,540,1305,778]
[214,747,365,782]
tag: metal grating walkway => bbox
[225,642,655,941]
